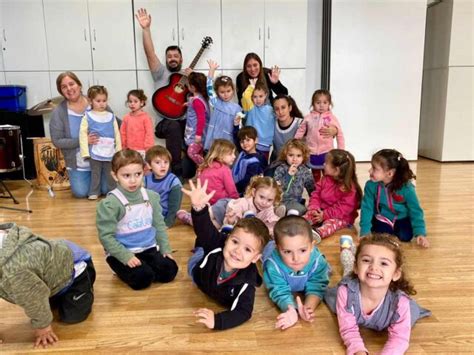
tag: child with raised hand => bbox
[273,139,315,216]
[212,176,282,236]
[96,149,178,290]
[242,81,275,161]
[144,145,183,228]
[184,72,210,165]
[262,216,329,330]
[120,89,154,158]
[303,149,362,241]
[232,126,267,195]
[176,139,239,225]
[80,85,121,200]
[360,149,429,248]
[204,60,242,152]
[325,233,431,354]
[184,178,270,330]
[295,89,344,182]
[0,223,95,348]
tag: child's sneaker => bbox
[88,195,98,200]
[340,235,355,251]
[220,224,234,235]
[176,210,193,226]
[243,211,256,219]
[340,235,355,277]
[312,228,322,244]
[274,204,286,218]
[287,208,300,216]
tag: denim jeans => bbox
[68,169,109,198]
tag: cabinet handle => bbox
[267,26,270,39]
[181,28,184,41]
[259,28,261,40]
[172,28,175,41]
[83,29,87,41]
[93,29,96,41]
[3,29,6,41]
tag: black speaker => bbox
[0,111,45,179]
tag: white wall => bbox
[330,0,427,161]
[305,0,323,113]
[419,0,473,161]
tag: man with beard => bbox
[136,8,192,179]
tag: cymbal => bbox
[27,96,64,116]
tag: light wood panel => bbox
[0,158,473,353]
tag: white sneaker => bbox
[312,229,322,244]
[287,209,300,216]
[88,195,98,200]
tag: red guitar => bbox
[152,36,213,119]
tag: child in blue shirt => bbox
[263,215,329,330]
[232,126,267,195]
[242,81,275,162]
[144,145,183,228]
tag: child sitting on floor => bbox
[144,145,183,228]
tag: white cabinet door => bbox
[5,72,52,109]
[134,0,179,71]
[43,0,93,71]
[88,0,136,70]
[0,72,5,84]
[221,0,264,70]
[0,0,49,71]
[264,0,307,68]
[177,0,221,70]
[92,71,137,119]
[278,69,309,115]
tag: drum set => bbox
[0,96,68,213]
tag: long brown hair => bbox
[326,149,362,204]
[188,72,209,101]
[353,233,416,295]
[241,53,266,91]
[273,94,303,119]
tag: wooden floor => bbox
[0,158,473,354]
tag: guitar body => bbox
[152,73,189,119]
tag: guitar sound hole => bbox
[174,84,184,94]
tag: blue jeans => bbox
[187,247,205,281]
[372,217,414,242]
[68,169,109,198]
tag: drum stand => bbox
[0,132,33,213]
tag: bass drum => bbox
[0,125,21,172]
[33,138,70,190]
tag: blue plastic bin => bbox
[0,85,27,113]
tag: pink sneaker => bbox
[176,210,193,226]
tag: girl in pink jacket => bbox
[303,149,362,240]
[295,89,345,182]
[120,89,154,157]
[211,176,282,235]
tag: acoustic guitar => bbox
[152,36,213,119]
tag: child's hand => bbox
[319,125,338,138]
[207,59,219,71]
[127,256,142,268]
[416,236,430,248]
[275,305,298,330]
[296,296,315,323]
[182,178,215,209]
[34,325,58,348]
[312,209,323,223]
[268,65,281,84]
[249,78,258,87]
[195,135,202,144]
[135,8,151,29]
[194,308,215,329]
[225,208,238,225]
[163,253,175,260]
[288,164,298,176]
[87,132,99,145]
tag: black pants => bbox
[50,260,96,324]
[106,247,178,290]
[155,119,196,179]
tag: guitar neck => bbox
[188,46,206,70]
